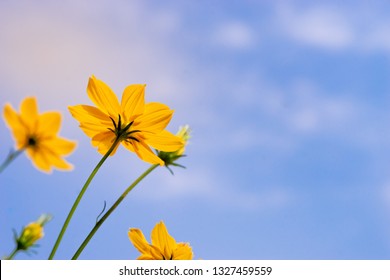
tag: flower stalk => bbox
[71,164,158,259]
[48,137,121,260]
[0,148,24,174]
[71,125,190,259]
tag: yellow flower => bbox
[3,97,77,173]
[68,76,184,165]
[128,221,193,260]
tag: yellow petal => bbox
[79,122,109,138]
[120,84,145,123]
[91,131,118,155]
[68,105,112,127]
[26,148,52,173]
[134,102,173,134]
[145,130,184,152]
[151,221,177,260]
[137,254,155,260]
[3,104,28,148]
[69,105,113,138]
[20,97,39,133]
[87,76,120,119]
[123,140,164,165]
[27,144,74,172]
[45,152,74,171]
[36,112,61,137]
[43,137,77,155]
[149,245,165,260]
[173,243,193,260]
[3,103,21,129]
[128,229,152,255]
[52,158,73,170]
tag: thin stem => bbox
[48,137,121,260]
[0,148,24,174]
[5,247,18,260]
[72,164,159,260]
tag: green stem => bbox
[71,164,159,260]
[48,138,121,260]
[5,247,18,260]
[0,149,24,174]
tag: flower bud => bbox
[16,214,51,251]
[175,125,191,156]
[158,125,191,169]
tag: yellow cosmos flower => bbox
[129,221,193,260]
[68,76,184,165]
[3,97,76,173]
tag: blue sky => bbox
[1,0,390,260]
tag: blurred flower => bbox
[17,223,43,250]
[128,221,193,260]
[3,97,76,173]
[158,125,191,172]
[16,214,51,251]
[5,214,52,259]
[68,76,184,165]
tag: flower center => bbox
[162,254,173,260]
[27,136,37,147]
[109,114,141,143]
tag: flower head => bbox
[3,97,77,173]
[15,214,51,251]
[68,76,184,165]
[128,221,193,260]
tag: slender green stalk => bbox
[48,138,121,260]
[5,247,18,260]
[72,164,159,260]
[0,149,24,174]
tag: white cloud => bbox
[363,22,390,52]
[285,81,358,134]
[277,4,354,50]
[221,187,294,212]
[134,166,217,201]
[132,165,294,212]
[228,75,360,137]
[0,1,189,109]
[274,2,390,55]
[213,21,256,50]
